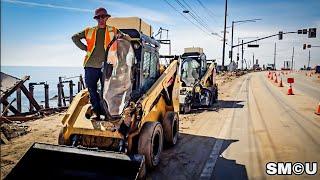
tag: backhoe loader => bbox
[5,17,180,180]
[179,47,218,113]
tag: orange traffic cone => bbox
[315,102,320,115]
[287,84,294,95]
[271,74,274,80]
[305,73,308,76]
[274,75,278,83]
[279,78,283,87]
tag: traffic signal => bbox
[307,44,311,48]
[308,28,316,38]
[303,29,308,34]
[278,31,283,40]
[303,44,306,50]
[297,30,302,34]
[229,51,232,58]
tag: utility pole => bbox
[252,53,255,70]
[222,0,228,70]
[231,21,234,64]
[273,43,276,70]
[291,47,295,70]
[307,50,311,69]
[241,40,244,70]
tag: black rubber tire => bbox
[138,122,163,169]
[162,112,179,147]
[58,128,70,145]
[183,104,191,114]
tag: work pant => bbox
[84,67,102,115]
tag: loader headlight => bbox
[194,85,201,93]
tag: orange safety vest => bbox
[83,25,117,66]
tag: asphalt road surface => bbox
[149,71,320,180]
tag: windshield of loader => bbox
[181,57,200,86]
[102,39,135,117]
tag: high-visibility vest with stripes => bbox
[83,25,117,66]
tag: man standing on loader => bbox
[72,7,120,119]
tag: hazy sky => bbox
[1,0,320,69]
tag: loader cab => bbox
[119,29,161,95]
[101,28,161,118]
[180,52,207,87]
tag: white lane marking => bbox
[200,139,224,179]
[199,75,250,179]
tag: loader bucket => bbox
[5,143,145,180]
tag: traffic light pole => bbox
[241,40,244,70]
[232,31,297,48]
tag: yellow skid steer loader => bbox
[5,17,180,180]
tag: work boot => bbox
[91,112,102,121]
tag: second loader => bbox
[179,47,218,113]
[5,17,180,180]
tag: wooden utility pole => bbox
[307,50,311,69]
[291,47,295,70]
[273,43,276,70]
[222,0,228,70]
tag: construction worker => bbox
[72,7,120,119]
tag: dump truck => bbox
[179,47,218,113]
[5,17,180,180]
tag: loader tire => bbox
[58,128,70,145]
[163,112,179,147]
[138,122,163,169]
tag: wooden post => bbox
[80,74,85,89]
[29,84,34,112]
[44,83,49,109]
[57,83,62,107]
[69,80,73,103]
[16,88,22,112]
[78,81,81,93]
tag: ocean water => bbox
[1,66,84,113]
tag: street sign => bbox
[303,44,306,50]
[247,44,259,48]
[287,78,294,84]
[298,30,302,34]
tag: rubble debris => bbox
[0,123,30,142]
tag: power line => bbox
[162,0,212,36]
[173,0,225,40]
[180,0,215,30]
[196,0,219,22]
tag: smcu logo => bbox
[266,162,317,175]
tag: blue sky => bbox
[1,0,320,68]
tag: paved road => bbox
[150,72,320,179]
[282,71,320,100]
